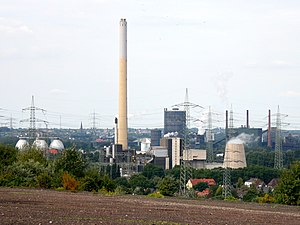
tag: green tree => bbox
[243,185,258,202]
[17,148,47,165]
[129,174,152,191]
[157,176,179,196]
[274,161,300,205]
[142,164,164,179]
[166,165,181,180]
[193,182,209,192]
[55,148,86,178]
[0,144,17,170]
[79,167,103,192]
[237,177,244,188]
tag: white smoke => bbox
[214,72,233,104]
[228,133,255,145]
[164,132,178,137]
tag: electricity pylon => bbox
[274,106,283,169]
[206,106,214,163]
[223,105,233,198]
[20,96,48,140]
[173,88,203,195]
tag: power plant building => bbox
[151,129,162,146]
[164,108,186,138]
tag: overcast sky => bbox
[1,0,300,130]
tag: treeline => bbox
[0,144,299,205]
[246,148,300,167]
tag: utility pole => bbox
[206,106,214,163]
[274,106,283,169]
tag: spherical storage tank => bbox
[49,138,64,151]
[15,138,29,150]
[32,139,48,151]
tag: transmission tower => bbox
[222,105,233,198]
[274,106,283,169]
[173,88,202,195]
[90,111,100,134]
[206,106,214,162]
[222,167,232,198]
[21,96,48,140]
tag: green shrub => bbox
[224,196,238,201]
[37,172,52,189]
[147,192,164,198]
[256,193,276,203]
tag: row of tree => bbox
[0,144,299,205]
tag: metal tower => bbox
[206,106,214,163]
[222,105,233,198]
[21,96,48,140]
[222,167,232,198]
[172,89,202,195]
[274,106,283,169]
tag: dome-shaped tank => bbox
[15,138,29,150]
[49,138,64,151]
[223,141,247,169]
[32,139,48,151]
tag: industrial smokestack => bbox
[246,110,249,128]
[268,109,272,148]
[114,117,118,145]
[118,18,128,150]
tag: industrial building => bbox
[164,108,186,138]
[150,129,161,146]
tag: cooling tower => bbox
[223,142,247,169]
[118,18,128,150]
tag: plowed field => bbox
[0,188,299,224]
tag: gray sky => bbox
[1,0,300,130]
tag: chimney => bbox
[246,110,249,128]
[118,18,128,150]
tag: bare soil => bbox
[0,188,299,225]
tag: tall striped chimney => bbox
[118,18,128,150]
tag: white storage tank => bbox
[32,138,48,151]
[15,138,29,150]
[49,138,64,151]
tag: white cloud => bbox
[281,91,300,97]
[50,89,68,94]
[271,60,292,66]
[0,17,33,34]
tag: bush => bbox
[0,144,17,170]
[157,176,179,196]
[79,167,103,192]
[256,193,276,204]
[37,172,52,189]
[4,159,46,187]
[147,192,164,198]
[62,172,78,191]
[274,161,300,205]
[243,188,258,202]
[224,196,238,201]
[55,148,86,178]
[102,175,116,192]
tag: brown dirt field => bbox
[0,188,299,225]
